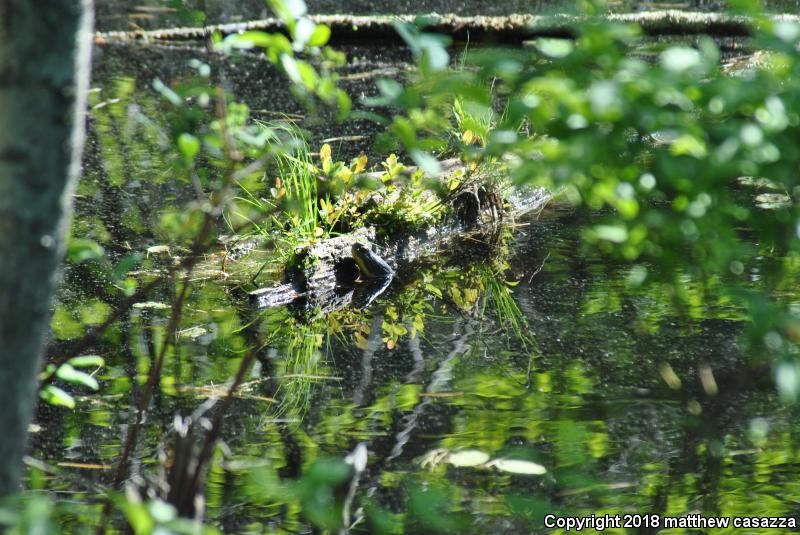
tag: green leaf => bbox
[121,501,154,535]
[308,24,331,47]
[776,361,800,402]
[410,150,441,176]
[51,306,84,339]
[377,78,403,101]
[774,21,800,43]
[336,89,351,121]
[39,364,57,380]
[79,300,111,325]
[535,38,574,58]
[67,355,105,368]
[56,364,99,391]
[152,78,182,106]
[447,450,490,467]
[280,54,301,84]
[295,60,319,90]
[225,31,271,49]
[487,458,547,475]
[294,17,316,46]
[660,46,701,73]
[424,283,442,298]
[147,499,177,523]
[67,238,104,263]
[670,134,707,159]
[593,225,629,243]
[393,22,421,56]
[424,45,449,71]
[178,133,200,163]
[40,386,75,409]
[283,0,307,18]
[112,254,142,282]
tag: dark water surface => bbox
[32,22,800,535]
[38,199,800,532]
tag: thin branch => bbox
[183,334,265,501]
[110,271,192,491]
[95,77,254,531]
[97,271,193,534]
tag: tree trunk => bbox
[0,0,93,496]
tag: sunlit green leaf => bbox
[592,225,628,243]
[293,17,316,46]
[67,355,105,368]
[67,238,104,263]
[447,450,490,467]
[660,46,701,72]
[487,458,547,475]
[147,499,177,523]
[177,133,200,163]
[56,364,99,391]
[535,38,574,58]
[40,386,75,409]
[410,149,441,176]
[308,24,331,47]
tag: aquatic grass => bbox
[223,121,301,229]
[474,263,539,352]
[273,324,325,418]
[228,181,275,235]
[259,131,350,254]
[278,145,320,238]
[241,307,327,419]
[224,120,347,265]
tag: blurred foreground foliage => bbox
[376,0,800,399]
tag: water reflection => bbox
[35,192,800,530]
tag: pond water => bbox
[31,24,800,535]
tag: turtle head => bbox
[351,242,369,256]
[351,242,394,280]
[351,243,373,277]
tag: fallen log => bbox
[94,11,800,46]
[249,158,551,313]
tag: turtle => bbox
[351,242,394,280]
[350,242,394,309]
